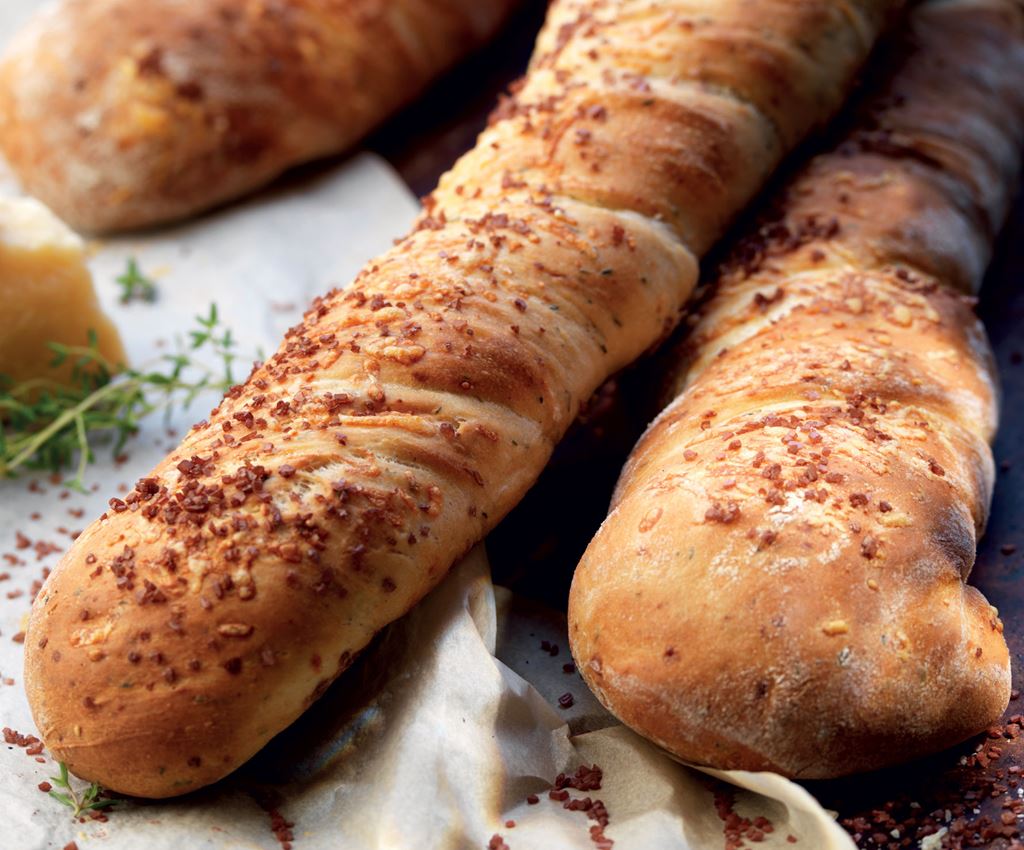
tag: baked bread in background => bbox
[569,0,1024,778]
[24,0,900,797]
[0,0,522,233]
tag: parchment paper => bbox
[0,3,858,846]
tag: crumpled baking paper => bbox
[0,6,858,843]
[0,534,857,850]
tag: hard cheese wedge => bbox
[0,197,125,388]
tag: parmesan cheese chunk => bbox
[0,197,125,387]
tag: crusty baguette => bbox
[24,0,900,798]
[0,0,522,233]
[569,0,1024,778]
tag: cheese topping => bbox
[0,197,125,386]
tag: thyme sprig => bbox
[0,304,248,492]
[48,762,115,819]
[115,257,158,304]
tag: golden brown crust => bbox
[569,0,1024,778]
[24,0,897,798]
[0,0,520,233]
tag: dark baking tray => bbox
[366,3,1024,846]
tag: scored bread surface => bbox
[24,0,900,797]
[569,0,1024,778]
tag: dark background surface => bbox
[365,2,1024,846]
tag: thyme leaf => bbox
[115,257,158,304]
[0,303,251,491]
[48,762,116,819]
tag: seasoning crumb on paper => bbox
[838,717,1024,848]
[714,785,776,849]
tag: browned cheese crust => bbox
[24,0,900,797]
[0,0,521,233]
[569,0,1024,779]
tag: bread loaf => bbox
[569,0,1024,778]
[0,0,522,233]
[24,0,900,797]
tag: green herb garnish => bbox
[48,762,115,819]
[0,304,248,492]
[115,257,158,304]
